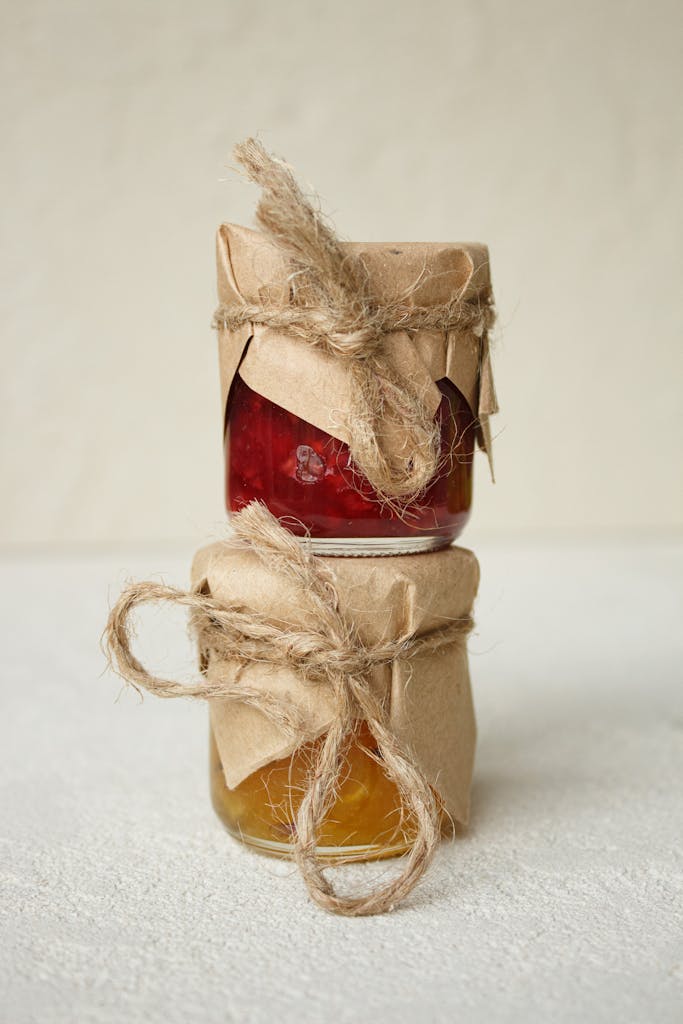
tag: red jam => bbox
[225,375,475,551]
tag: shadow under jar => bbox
[225,373,475,556]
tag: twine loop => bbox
[103,501,473,916]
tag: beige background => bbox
[1,0,681,549]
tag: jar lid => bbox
[217,223,492,309]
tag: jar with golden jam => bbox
[210,721,436,860]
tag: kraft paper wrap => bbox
[216,224,498,471]
[193,541,479,827]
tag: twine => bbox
[103,502,473,917]
[213,138,495,508]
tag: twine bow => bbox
[104,502,473,916]
[213,138,496,510]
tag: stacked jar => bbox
[209,222,496,860]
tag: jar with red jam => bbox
[216,225,496,556]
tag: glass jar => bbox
[210,720,441,861]
[225,373,475,556]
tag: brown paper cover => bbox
[192,542,479,826]
[215,224,497,466]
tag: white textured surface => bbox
[2,0,683,547]
[2,541,681,1022]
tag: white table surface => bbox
[2,539,681,1024]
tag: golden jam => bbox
[210,721,427,860]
